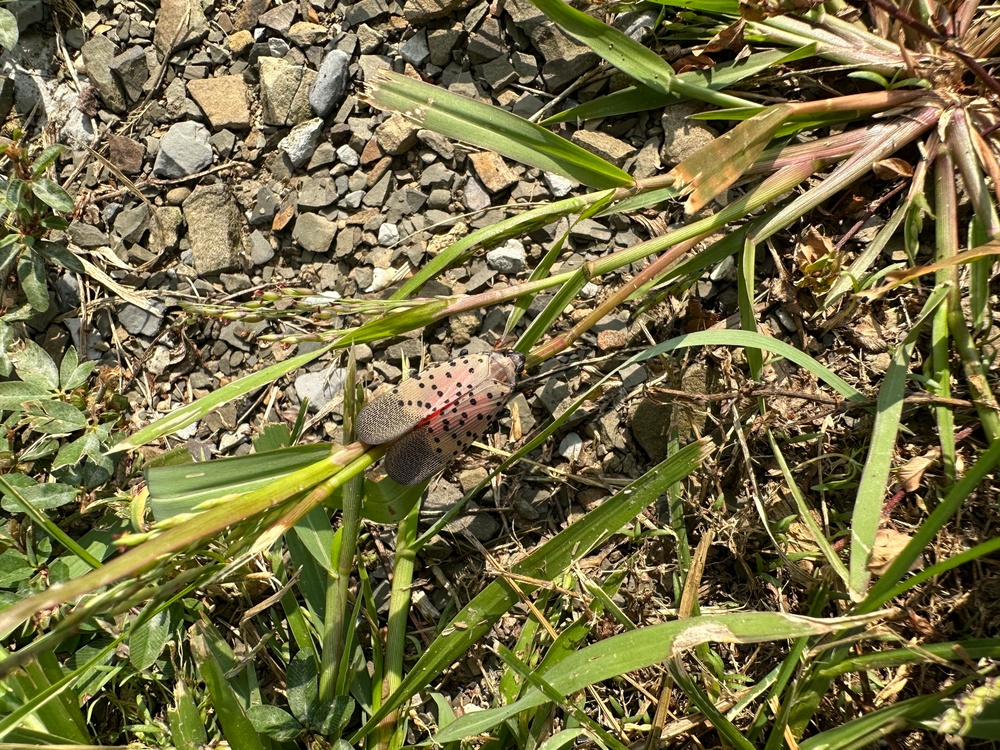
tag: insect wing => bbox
[356,354,496,445]
[383,376,514,485]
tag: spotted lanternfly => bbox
[356,350,526,485]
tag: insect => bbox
[356,350,526,485]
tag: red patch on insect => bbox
[356,350,525,485]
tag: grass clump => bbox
[2,0,1000,746]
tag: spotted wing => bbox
[382,377,514,485]
[356,354,494,445]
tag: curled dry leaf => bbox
[872,157,914,180]
[896,448,941,492]
[868,527,919,577]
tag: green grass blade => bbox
[768,433,851,587]
[169,679,209,750]
[146,444,336,518]
[623,329,865,403]
[669,658,756,750]
[738,236,763,379]
[848,283,950,599]
[190,628,265,750]
[350,438,713,740]
[859,437,1000,613]
[541,47,814,125]
[818,638,1000,678]
[531,0,752,110]
[363,70,632,189]
[0,641,118,741]
[391,194,604,299]
[112,342,336,452]
[436,610,886,742]
[0,474,101,568]
[824,198,909,307]
[798,689,970,750]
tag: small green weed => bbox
[0,130,77,315]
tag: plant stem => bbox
[374,498,421,750]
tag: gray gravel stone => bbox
[418,162,454,190]
[308,142,337,169]
[278,117,324,167]
[336,144,359,167]
[400,30,430,66]
[569,218,612,243]
[187,75,251,130]
[154,0,208,54]
[377,223,399,246]
[404,0,467,24]
[297,177,337,209]
[481,57,517,90]
[363,171,392,207]
[462,176,490,211]
[427,188,450,210]
[309,49,351,118]
[233,0,267,30]
[294,368,346,411]
[108,135,145,174]
[486,239,527,274]
[249,230,274,265]
[112,203,150,243]
[543,172,575,197]
[183,184,245,275]
[149,206,184,255]
[661,102,719,165]
[68,223,109,248]
[258,2,297,33]
[343,0,388,27]
[109,46,149,104]
[10,0,43,31]
[153,121,213,179]
[288,21,327,47]
[81,35,126,113]
[539,375,571,416]
[119,301,164,337]
[219,319,268,351]
[259,57,317,126]
[249,185,277,226]
[571,129,636,167]
[267,37,290,57]
[375,113,419,155]
[427,27,462,67]
[292,213,337,253]
[558,432,584,461]
[467,17,503,63]
[220,272,252,293]
[630,398,672,462]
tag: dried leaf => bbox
[271,201,296,232]
[794,227,840,293]
[896,448,940,492]
[872,157,914,179]
[868,527,915,576]
[701,20,746,54]
[674,55,716,73]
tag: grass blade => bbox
[848,283,950,599]
[363,70,632,189]
[350,438,713,740]
[531,0,753,110]
[436,610,887,741]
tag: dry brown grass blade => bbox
[668,104,794,214]
[858,238,1000,298]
